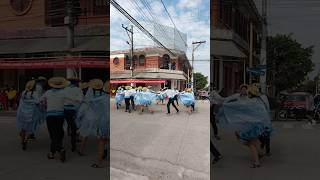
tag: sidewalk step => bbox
[0,111,17,116]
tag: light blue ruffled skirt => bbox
[134,92,157,106]
[216,98,273,140]
[76,95,109,138]
[16,99,46,134]
[115,93,124,104]
[179,93,195,107]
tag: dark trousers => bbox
[211,105,218,136]
[173,95,179,105]
[130,96,135,110]
[259,136,271,154]
[64,109,77,150]
[46,116,65,154]
[167,97,179,113]
[125,98,131,111]
[211,141,221,158]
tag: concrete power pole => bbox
[66,0,75,79]
[122,24,134,86]
[191,41,206,90]
[260,0,268,94]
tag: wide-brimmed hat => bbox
[240,84,249,89]
[79,82,89,89]
[37,76,47,81]
[25,80,36,91]
[138,86,142,90]
[248,85,261,96]
[186,88,192,92]
[48,77,69,89]
[67,77,81,82]
[89,79,104,90]
[142,87,148,92]
[125,86,132,90]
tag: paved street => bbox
[110,99,210,180]
[212,121,320,180]
[0,115,108,180]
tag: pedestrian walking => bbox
[40,77,69,163]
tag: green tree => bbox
[267,34,314,95]
[193,72,208,91]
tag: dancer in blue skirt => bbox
[16,80,46,151]
[115,87,124,109]
[215,85,272,168]
[179,88,195,114]
[77,79,108,168]
[135,87,157,114]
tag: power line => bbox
[159,0,188,48]
[110,0,175,56]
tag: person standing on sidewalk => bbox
[164,87,179,114]
[63,77,84,152]
[39,77,69,163]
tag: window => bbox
[132,55,138,68]
[124,55,131,70]
[161,54,171,69]
[10,0,33,15]
[93,0,107,15]
[139,55,145,66]
[45,0,66,27]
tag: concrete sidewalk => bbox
[110,100,210,180]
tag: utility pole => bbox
[65,0,81,79]
[260,0,268,94]
[191,41,206,89]
[122,24,134,86]
[249,22,253,84]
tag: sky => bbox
[110,0,210,80]
[254,0,320,79]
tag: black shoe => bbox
[22,141,27,151]
[28,134,36,140]
[47,152,55,159]
[265,152,272,157]
[60,150,66,163]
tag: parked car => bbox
[277,92,313,121]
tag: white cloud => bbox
[177,0,202,9]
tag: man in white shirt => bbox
[63,77,84,152]
[164,88,179,114]
[39,77,69,162]
[129,87,136,111]
[124,86,132,113]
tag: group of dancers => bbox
[211,84,272,168]
[16,76,109,168]
[114,86,196,114]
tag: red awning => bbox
[110,79,165,84]
[0,57,108,69]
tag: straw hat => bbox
[67,77,80,81]
[147,86,152,89]
[48,77,69,89]
[138,86,143,90]
[142,87,148,92]
[89,79,104,90]
[240,84,248,89]
[248,85,261,96]
[25,80,36,91]
[37,76,47,81]
[79,82,89,89]
[125,86,132,90]
[186,88,192,92]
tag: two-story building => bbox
[211,0,262,95]
[110,47,192,91]
[0,0,109,90]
